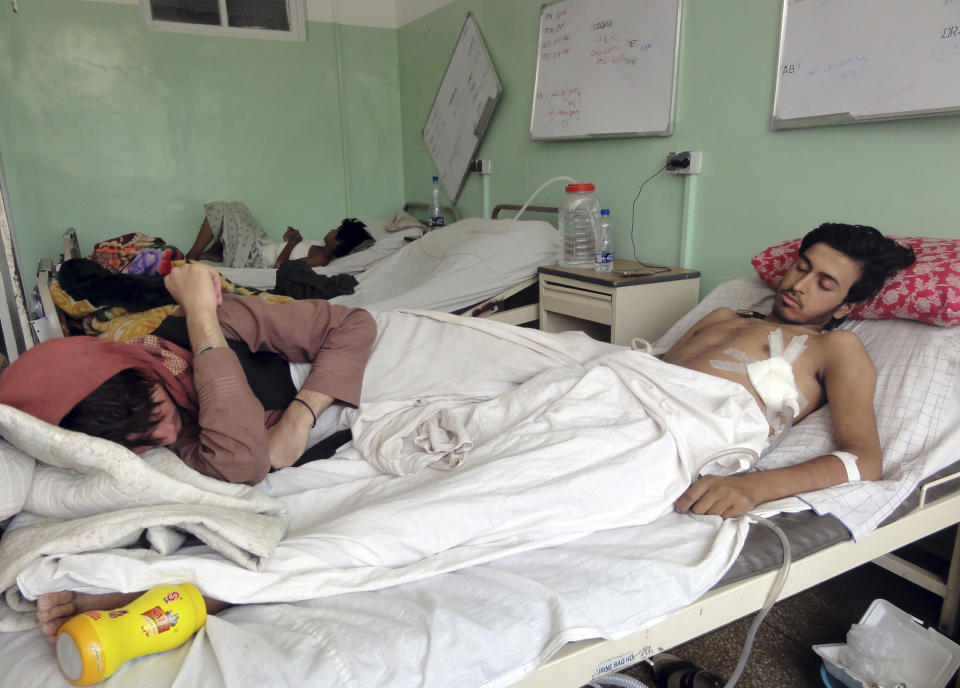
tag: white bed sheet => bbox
[213,217,560,314]
[2,278,958,688]
[211,218,423,286]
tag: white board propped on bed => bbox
[772,0,960,130]
[530,0,682,140]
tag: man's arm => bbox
[215,294,377,470]
[273,227,303,268]
[675,330,882,518]
[164,264,273,484]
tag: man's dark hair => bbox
[800,222,916,305]
[333,218,373,257]
[60,369,162,450]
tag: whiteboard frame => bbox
[529,0,683,140]
[770,0,960,131]
[421,12,502,204]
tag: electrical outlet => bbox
[469,159,492,174]
[665,151,701,175]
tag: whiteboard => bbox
[421,13,501,203]
[530,0,682,140]
[772,0,960,129]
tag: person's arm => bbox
[674,330,882,518]
[163,264,272,484]
[273,227,303,268]
[297,242,338,268]
[215,294,377,470]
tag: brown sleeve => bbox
[215,293,376,407]
[172,347,271,485]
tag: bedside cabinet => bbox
[538,260,700,345]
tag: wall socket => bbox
[665,151,701,175]
[469,159,492,174]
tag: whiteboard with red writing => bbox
[530,0,682,140]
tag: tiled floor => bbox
[615,528,956,688]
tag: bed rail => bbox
[491,204,558,220]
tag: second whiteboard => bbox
[530,0,682,140]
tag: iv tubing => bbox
[513,176,576,220]
[722,514,792,688]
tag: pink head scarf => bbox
[0,336,197,426]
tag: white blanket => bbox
[13,313,768,607]
[0,407,288,631]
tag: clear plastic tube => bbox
[513,176,576,220]
[591,673,653,688]
[722,513,792,688]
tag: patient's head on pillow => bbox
[800,223,916,308]
[333,218,374,258]
[60,369,164,451]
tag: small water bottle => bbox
[428,176,445,229]
[559,183,599,269]
[595,209,614,273]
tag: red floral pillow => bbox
[750,236,960,327]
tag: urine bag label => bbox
[595,652,635,676]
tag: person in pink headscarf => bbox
[0,263,376,485]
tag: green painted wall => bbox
[398,0,960,294]
[0,0,404,292]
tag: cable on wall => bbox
[332,0,352,217]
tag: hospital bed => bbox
[30,206,560,344]
[2,267,958,687]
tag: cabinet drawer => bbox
[541,281,612,325]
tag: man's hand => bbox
[163,262,223,313]
[674,473,760,519]
[283,226,303,243]
[163,263,227,353]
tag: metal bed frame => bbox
[512,474,960,687]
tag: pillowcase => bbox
[751,236,960,326]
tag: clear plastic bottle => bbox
[594,208,614,273]
[559,182,599,269]
[428,176,445,229]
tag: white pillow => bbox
[311,218,422,275]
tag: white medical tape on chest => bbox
[746,328,808,426]
[830,450,861,482]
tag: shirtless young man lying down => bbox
[33,223,915,642]
[665,222,914,518]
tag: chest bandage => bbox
[830,450,860,482]
[711,328,808,430]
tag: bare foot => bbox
[36,591,139,644]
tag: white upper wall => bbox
[89,0,457,28]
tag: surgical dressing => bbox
[710,328,808,434]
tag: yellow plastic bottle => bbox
[55,583,207,686]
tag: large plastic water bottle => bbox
[559,183,599,269]
[429,176,445,229]
[595,209,614,273]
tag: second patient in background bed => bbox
[184,200,373,269]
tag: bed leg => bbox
[939,526,960,639]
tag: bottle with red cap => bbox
[559,182,600,269]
